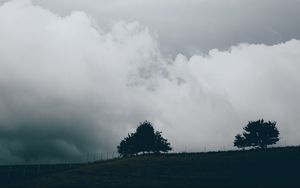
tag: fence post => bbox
[86,153,89,163]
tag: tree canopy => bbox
[117,120,172,156]
[234,119,280,149]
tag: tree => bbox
[117,133,136,157]
[154,131,172,153]
[117,120,172,156]
[135,120,156,153]
[234,119,280,149]
[234,134,246,149]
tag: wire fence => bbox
[1,151,121,166]
[0,143,299,183]
[0,140,297,167]
[0,152,121,183]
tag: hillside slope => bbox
[9,147,300,187]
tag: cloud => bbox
[0,0,299,163]
[166,40,300,151]
[27,0,300,55]
[0,0,165,163]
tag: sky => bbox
[0,0,300,163]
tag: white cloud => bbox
[166,40,300,150]
[0,0,299,163]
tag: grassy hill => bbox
[2,146,300,187]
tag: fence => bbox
[0,151,121,185]
[0,140,296,167]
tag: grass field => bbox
[1,146,300,187]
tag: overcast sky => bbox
[0,0,300,163]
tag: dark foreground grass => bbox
[2,146,300,187]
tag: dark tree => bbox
[135,121,156,153]
[117,133,136,157]
[234,134,246,149]
[117,120,172,156]
[234,119,280,149]
[154,131,172,153]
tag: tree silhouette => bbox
[117,133,136,157]
[234,119,280,149]
[135,121,156,153]
[234,134,246,149]
[154,131,172,153]
[117,120,172,156]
